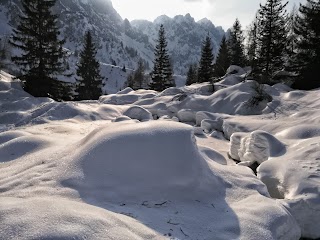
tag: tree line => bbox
[186,0,320,90]
[4,0,320,101]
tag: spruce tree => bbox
[149,24,174,91]
[198,35,214,83]
[292,0,320,89]
[213,35,230,77]
[256,0,288,79]
[75,31,103,100]
[228,19,246,67]
[186,64,198,85]
[11,0,67,99]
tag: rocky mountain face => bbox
[0,0,225,75]
[132,14,225,74]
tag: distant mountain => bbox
[132,14,225,74]
[0,0,225,81]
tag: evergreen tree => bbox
[186,64,198,85]
[285,5,298,62]
[149,24,174,91]
[256,0,288,79]
[10,0,68,99]
[213,35,230,77]
[198,35,214,83]
[126,59,147,90]
[75,31,103,100]
[228,19,246,67]
[292,0,320,89]
[246,14,260,70]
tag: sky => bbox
[112,0,305,30]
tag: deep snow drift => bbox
[0,69,319,239]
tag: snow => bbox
[123,106,153,121]
[233,130,286,164]
[226,65,246,76]
[1,69,320,239]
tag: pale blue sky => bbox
[112,0,305,30]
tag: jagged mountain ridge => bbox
[132,14,225,74]
[0,0,225,75]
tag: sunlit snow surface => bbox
[0,69,319,239]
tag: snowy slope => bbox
[2,69,320,239]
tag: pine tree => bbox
[75,31,103,100]
[228,19,246,67]
[256,0,288,79]
[186,64,198,85]
[292,0,320,89]
[149,24,174,91]
[198,35,214,83]
[213,35,230,77]
[10,0,68,99]
[246,14,260,70]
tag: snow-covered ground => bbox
[0,69,319,239]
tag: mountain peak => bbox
[154,15,171,24]
[173,13,195,24]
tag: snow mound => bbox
[0,197,158,240]
[0,130,31,144]
[195,111,225,126]
[64,121,219,202]
[283,90,306,100]
[0,135,51,162]
[116,87,133,94]
[277,125,320,139]
[176,109,196,122]
[100,93,140,105]
[231,130,286,164]
[112,116,134,122]
[226,65,246,76]
[123,106,153,121]
[218,75,243,86]
[158,87,184,96]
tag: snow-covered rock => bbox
[226,65,246,76]
[177,109,196,123]
[123,106,152,121]
[234,130,286,164]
